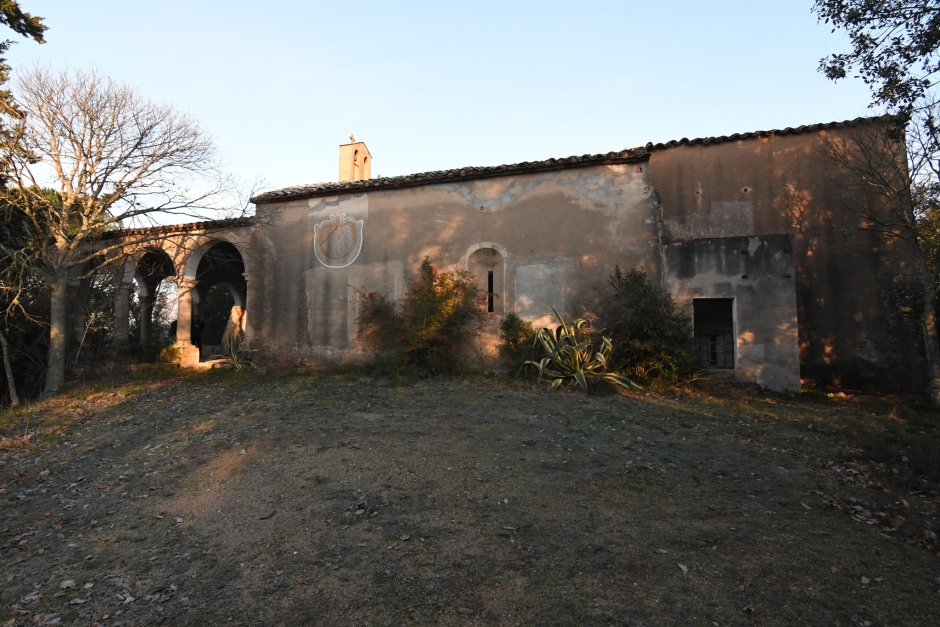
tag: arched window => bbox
[353,149,360,181]
[468,248,504,314]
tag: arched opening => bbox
[192,242,247,360]
[468,247,504,314]
[353,149,360,181]
[134,249,176,346]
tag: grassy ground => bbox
[2,369,940,626]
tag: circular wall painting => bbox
[313,213,364,268]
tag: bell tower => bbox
[338,134,372,182]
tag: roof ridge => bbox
[251,147,649,204]
[644,114,899,152]
[97,216,254,240]
[251,114,899,205]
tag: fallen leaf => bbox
[59,580,76,590]
[830,567,839,574]
[68,598,88,605]
[457,608,474,615]
[679,564,688,575]
[800,502,812,511]
[861,576,871,585]
[258,511,276,520]
[652,548,668,554]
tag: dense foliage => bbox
[358,258,484,375]
[496,312,539,370]
[814,1,940,114]
[0,1,44,119]
[524,308,640,393]
[594,267,694,383]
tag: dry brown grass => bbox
[2,370,940,626]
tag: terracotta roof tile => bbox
[251,148,650,204]
[251,115,898,205]
[97,217,254,240]
[644,114,898,151]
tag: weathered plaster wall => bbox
[649,127,923,390]
[664,235,800,392]
[251,162,660,365]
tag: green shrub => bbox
[157,344,182,365]
[524,308,641,393]
[358,257,484,375]
[497,313,539,371]
[595,267,694,383]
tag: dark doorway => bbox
[693,299,735,369]
[194,242,247,360]
[202,284,236,346]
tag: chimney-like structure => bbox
[338,136,372,182]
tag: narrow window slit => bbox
[487,270,494,312]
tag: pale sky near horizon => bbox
[8,1,876,198]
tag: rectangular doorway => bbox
[693,298,735,369]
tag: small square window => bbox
[693,299,735,369]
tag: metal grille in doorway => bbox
[693,299,735,369]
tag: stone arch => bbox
[181,237,251,283]
[465,242,508,314]
[134,248,176,346]
[183,240,248,360]
[112,247,177,347]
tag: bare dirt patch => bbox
[2,370,940,626]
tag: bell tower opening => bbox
[338,135,372,182]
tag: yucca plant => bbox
[209,339,259,372]
[524,309,642,392]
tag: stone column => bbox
[176,278,201,368]
[241,272,250,345]
[176,278,197,345]
[139,292,154,345]
[111,279,133,347]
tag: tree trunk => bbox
[0,327,19,407]
[43,265,70,395]
[920,259,940,406]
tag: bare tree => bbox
[820,112,940,404]
[0,66,242,394]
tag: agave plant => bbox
[524,309,641,392]
[209,339,260,372]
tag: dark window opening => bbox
[487,270,494,313]
[693,298,734,369]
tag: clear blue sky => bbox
[9,1,875,195]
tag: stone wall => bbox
[648,122,922,391]
[664,235,800,392]
[250,162,661,365]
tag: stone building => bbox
[110,117,923,393]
